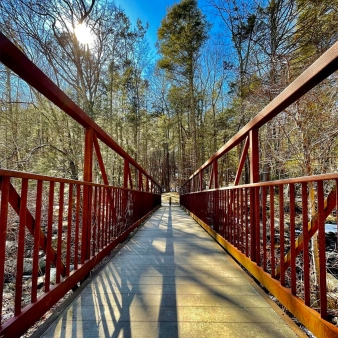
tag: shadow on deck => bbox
[36,206,302,338]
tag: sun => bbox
[74,23,94,45]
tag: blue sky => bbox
[114,0,219,50]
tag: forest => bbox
[0,0,337,191]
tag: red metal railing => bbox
[0,32,161,337]
[180,41,338,337]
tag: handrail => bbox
[0,172,160,337]
[180,41,338,338]
[186,40,338,182]
[0,31,161,337]
[0,169,157,191]
[0,31,161,190]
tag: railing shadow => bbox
[40,206,295,338]
[45,207,179,337]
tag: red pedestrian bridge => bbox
[0,32,338,337]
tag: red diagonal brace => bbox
[234,137,249,186]
[0,177,66,276]
[93,132,109,186]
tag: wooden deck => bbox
[38,206,303,338]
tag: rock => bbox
[27,276,45,289]
[2,312,13,322]
[37,276,45,289]
[39,258,46,273]
[3,293,13,301]
[50,268,57,284]
[8,283,15,291]
[23,258,33,275]
[327,273,338,292]
[22,257,47,275]
[5,241,17,250]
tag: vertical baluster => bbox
[222,190,225,239]
[245,188,249,256]
[118,189,122,236]
[240,188,244,252]
[250,187,256,261]
[317,180,327,319]
[92,186,98,256]
[56,182,64,284]
[214,190,219,234]
[290,183,296,295]
[112,188,116,238]
[104,186,108,237]
[15,179,28,315]
[255,187,261,266]
[109,189,113,239]
[66,183,73,276]
[88,185,93,258]
[109,191,113,239]
[74,184,81,270]
[102,187,106,248]
[262,186,267,271]
[302,182,310,306]
[115,189,119,237]
[270,185,275,278]
[32,180,43,303]
[105,188,109,246]
[231,190,235,245]
[279,184,285,286]
[229,189,235,245]
[111,188,114,237]
[45,181,54,292]
[225,189,229,240]
[236,189,240,248]
[0,176,10,325]
[97,186,102,251]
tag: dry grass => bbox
[161,192,179,204]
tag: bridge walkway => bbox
[38,206,302,338]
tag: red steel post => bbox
[302,182,310,305]
[32,180,43,303]
[45,182,55,292]
[317,180,327,319]
[290,183,296,295]
[15,178,28,315]
[262,186,267,270]
[56,182,64,284]
[199,171,203,191]
[66,183,74,276]
[249,129,259,262]
[279,185,285,286]
[270,185,275,278]
[0,176,10,325]
[82,128,94,263]
[214,160,219,189]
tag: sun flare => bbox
[74,23,93,45]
